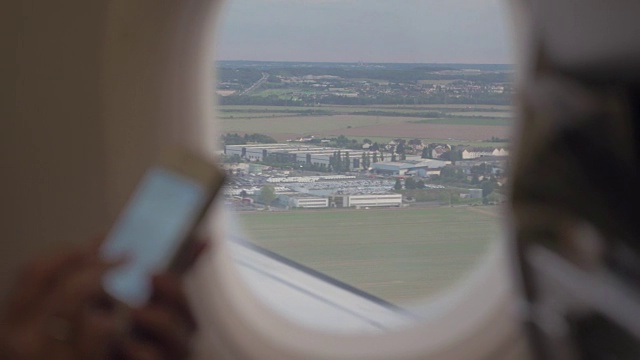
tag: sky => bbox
[215,0,513,64]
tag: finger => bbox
[43,259,126,321]
[185,240,209,267]
[18,248,86,290]
[149,274,196,331]
[83,250,130,272]
[31,263,123,356]
[85,235,108,256]
[6,247,87,321]
[83,237,131,269]
[118,338,167,360]
[130,306,191,358]
[68,259,126,299]
[171,239,209,274]
[13,239,121,302]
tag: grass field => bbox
[343,136,508,148]
[448,111,513,118]
[320,123,510,142]
[410,117,511,127]
[218,112,297,119]
[218,104,513,143]
[238,206,502,304]
[221,114,409,135]
[252,88,314,98]
[218,104,513,113]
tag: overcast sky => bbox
[215,0,513,64]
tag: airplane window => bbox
[215,0,512,331]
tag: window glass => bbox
[216,0,512,327]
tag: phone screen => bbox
[100,167,207,306]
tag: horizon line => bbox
[215,59,514,66]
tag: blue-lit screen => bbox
[100,167,206,306]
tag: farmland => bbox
[238,206,502,304]
[219,104,513,112]
[320,123,510,142]
[219,104,513,143]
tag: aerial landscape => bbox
[217,60,512,304]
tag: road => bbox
[240,72,269,96]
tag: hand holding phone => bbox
[99,148,225,307]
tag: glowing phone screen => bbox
[100,167,207,306]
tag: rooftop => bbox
[372,159,449,170]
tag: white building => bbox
[492,148,509,157]
[279,194,329,209]
[293,150,371,170]
[462,148,495,160]
[371,159,449,176]
[331,193,402,208]
[225,144,289,161]
[225,144,324,162]
[461,147,509,159]
[225,144,375,169]
[222,163,250,173]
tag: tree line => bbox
[222,133,277,145]
[218,66,511,85]
[220,93,511,106]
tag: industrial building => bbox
[225,144,318,162]
[330,193,403,208]
[278,194,330,209]
[371,159,449,176]
[461,148,509,160]
[225,144,375,170]
[468,189,483,199]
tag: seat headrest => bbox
[532,0,640,81]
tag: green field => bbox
[252,88,312,98]
[218,104,513,143]
[218,112,298,119]
[449,111,513,118]
[410,117,511,127]
[238,206,502,304]
[221,114,410,135]
[222,115,510,134]
[343,135,508,148]
[218,104,513,113]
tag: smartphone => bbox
[99,147,225,307]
